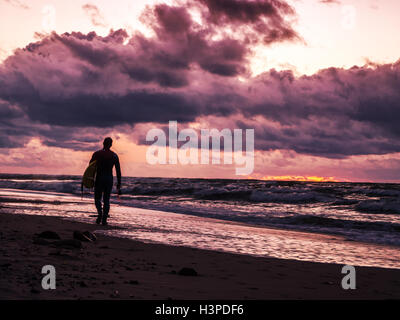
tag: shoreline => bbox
[1,211,400,299]
[3,187,400,259]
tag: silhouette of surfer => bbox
[89,137,121,225]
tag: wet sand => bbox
[1,211,400,300]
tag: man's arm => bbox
[115,154,122,188]
[89,152,97,164]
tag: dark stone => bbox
[37,231,61,240]
[73,231,92,242]
[128,280,139,285]
[178,267,198,276]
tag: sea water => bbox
[1,174,400,268]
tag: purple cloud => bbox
[0,0,399,160]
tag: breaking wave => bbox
[1,174,400,246]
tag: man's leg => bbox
[102,178,113,225]
[94,182,104,224]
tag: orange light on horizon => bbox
[250,175,339,182]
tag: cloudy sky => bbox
[0,0,400,182]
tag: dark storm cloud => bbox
[18,91,206,127]
[38,127,106,151]
[239,115,400,159]
[134,60,400,159]
[197,0,299,44]
[0,100,30,148]
[0,100,24,120]
[199,0,288,22]
[236,62,400,158]
[61,3,253,80]
[0,135,23,148]
[0,0,400,159]
[152,4,193,35]
[0,125,31,148]
[0,0,290,133]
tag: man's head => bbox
[103,137,113,150]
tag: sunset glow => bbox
[253,175,340,183]
[1,0,400,182]
[2,1,400,303]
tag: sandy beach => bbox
[1,210,400,300]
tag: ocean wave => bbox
[193,188,251,200]
[355,199,400,214]
[249,190,334,204]
[350,185,400,197]
[273,214,400,233]
[2,174,400,247]
[0,179,82,195]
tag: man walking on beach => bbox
[89,137,121,225]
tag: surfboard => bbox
[82,160,97,189]
[81,160,97,198]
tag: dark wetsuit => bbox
[90,149,121,222]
